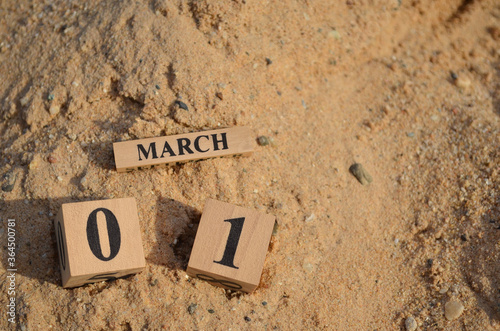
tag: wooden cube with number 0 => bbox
[54,198,146,288]
[187,199,275,293]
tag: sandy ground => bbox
[0,0,499,329]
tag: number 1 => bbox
[214,217,245,269]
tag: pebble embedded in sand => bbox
[304,213,315,223]
[187,303,197,315]
[257,136,270,146]
[405,316,417,331]
[20,95,30,106]
[444,300,464,321]
[302,262,314,272]
[454,76,471,89]
[1,173,17,192]
[349,163,373,185]
[272,220,279,236]
[175,100,189,111]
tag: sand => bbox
[0,0,499,329]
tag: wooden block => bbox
[113,127,254,172]
[187,199,275,293]
[54,198,145,288]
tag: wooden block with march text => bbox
[187,199,275,293]
[113,127,254,172]
[54,198,145,288]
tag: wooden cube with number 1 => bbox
[54,198,146,288]
[187,199,275,293]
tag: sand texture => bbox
[1,0,499,329]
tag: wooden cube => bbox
[54,198,146,288]
[187,199,275,293]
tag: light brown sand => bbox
[0,0,499,329]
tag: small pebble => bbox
[304,214,315,223]
[244,316,251,322]
[49,104,60,115]
[272,221,279,236]
[455,76,471,89]
[302,262,314,272]
[47,94,55,101]
[445,300,464,321]
[80,175,87,186]
[48,155,57,163]
[265,57,273,65]
[257,136,270,146]
[262,301,267,306]
[208,309,215,314]
[406,132,415,138]
[450,71,458,80]
[188,303,198,315]
[328,29,341,40]
[349,163,373,185]
[175,100,189,111]
[155,84,160,90]
[2,173,17,192]
[439,285,449,294]
[216,92,223,100]
[405,316,417,331]
[20,96,30,106]
[57,176,63,182]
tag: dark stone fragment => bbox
[188,303,197,315]
[175,100,189,111]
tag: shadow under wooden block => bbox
[186,199,275,293]
[146,197,201,270]
[54,197,145,288]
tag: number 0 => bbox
[86,208,121,261]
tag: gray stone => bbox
[405,316,417,331]
[349,163,373,185]
[445,300,464,321]
[188,303,198,315]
